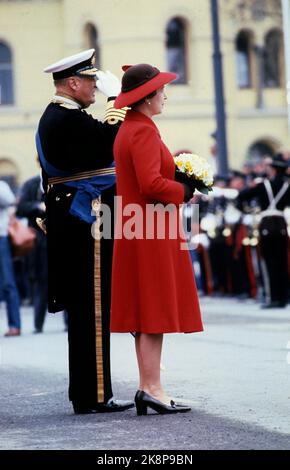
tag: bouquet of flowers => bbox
[174,153,214,195]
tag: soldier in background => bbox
[237,154,290,308]
[206,175,232,295]
[227,171,257,299]
[0,179,21,336]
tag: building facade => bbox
[0,0,288,187]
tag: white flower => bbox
[174,153,214,189]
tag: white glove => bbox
[96,70,121,98]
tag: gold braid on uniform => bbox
[104,100,128,125]
[77,67,98,77]
[93,196,105,403]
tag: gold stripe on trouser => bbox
[93,196,105,403]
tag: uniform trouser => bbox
[46,186,115,407]
[33,237,48,331]
[0,236,21,329]
[209,237,231,293]
[259,216,289,305]
[65,214,113,406]
[34,278,48,331]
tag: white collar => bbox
[52,94,81,109]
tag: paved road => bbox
[0,297,289,450]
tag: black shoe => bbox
[94,398,134,413]
[134,390,191,416]
[73,403,98,414]
[73,398,134,414]
[261,301,287,309]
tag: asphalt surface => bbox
[0,297,290,450]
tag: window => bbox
[235,30,253,88]
[83,23,100,69]
[248,141,275,161]
[251,0,266,20]
[166,17,187,84]
[0,42,14,105]
[263,29,284,88]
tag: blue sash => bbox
[36,129,116,224]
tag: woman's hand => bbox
[175,170,196,201]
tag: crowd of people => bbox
[0,174,68,336]
[186,154,290,308]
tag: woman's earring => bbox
[147,101,151,105]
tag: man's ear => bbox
[68,76,79,91]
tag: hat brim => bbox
[114,72,177,109]
[266,156,289,169]
[270,162,289,169]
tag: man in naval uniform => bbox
[37,49,134,414]
[237,154,290,308]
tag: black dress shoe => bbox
[134,390,191,416]
[33,328,43,334]
[261,301,287,309]
[73,403,98,414]
[93,398,134,413]
[73,398,134,414]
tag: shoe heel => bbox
[135,401,147,416]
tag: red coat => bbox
[110,110,203,334]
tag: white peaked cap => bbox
[44,49,97,79]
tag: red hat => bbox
[114,63,177,109]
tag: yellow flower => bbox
[174,152,214,192]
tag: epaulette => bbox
[104,100,128,125]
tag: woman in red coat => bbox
[111,64,203,415]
